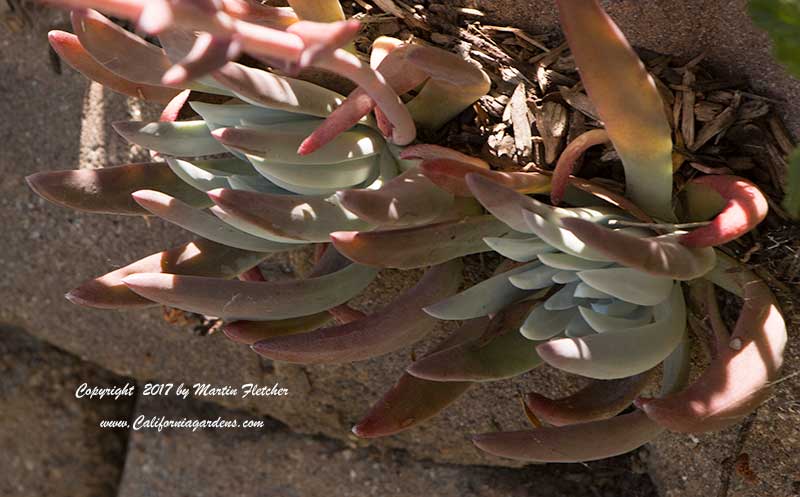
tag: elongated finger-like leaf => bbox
[637,257,787,433]
[568,177,654,223]
[331,216,513,269]
[536,283,686,379]
[472,410,663,463]
[214,121,383,163]
[400,144,490,169]
[679,175,769,248]
[299,39,424,155]
[509,264,562,291]
[420,160,551,197]
[26,163,211,215]
[224,312,333,345]
[424,262,541,320]
[483,236,554,263]
[577,267,673,306]
[557,0,675,220]
[122,258,378,321]
[561,218,717,280]
[521,305,576,340]
[132,190,301,252]
[336,168,455,227]
[404,44,491,130]
[166,157,257,192]
[551,129,610,205]
[524,370,654,426]
[113,120,227,156]
[71,9,174,86]
[579,305,652,333]
[48,30,180,103]
[408,301,544,382]
[252,260,463,363]
[466,173,621,252]
[352,318,488,438]
[207,188,371,243]
[212,62,345,117]
[66,239,267,309]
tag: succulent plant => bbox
[29,0,787,466]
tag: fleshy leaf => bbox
[482,236,554,262]
[113,120,227,156]
[403,44,491,130]
[637,254,787,433]
[577,267,674,306]
[408,301,544,382]
[165,157,257,193]
[26,163,212,215]
[207,188,371,243]
[48,30,180,103]
[212,62,345,118]
[525,370,655,426]
[678,175,769,248]
[424,262,542,320]
[122,254,378,320]
[472,410,663,463]
[131,190,301,252]
[331,216,513,269]
[536,283,686,379]
[252,260,462,363]
[419,159,551,197]
[520,305,576,340]
[561,218,717,280]
[336,168,456,227]
[352,318,488,438]
[551,129,610,205]
[66,239,267,309]
[224,312,333,345]
[557,0,675,220]
[400,144,490,169]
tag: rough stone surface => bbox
[0,325,134,497]
[118,394,655,497]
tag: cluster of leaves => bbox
[29,0,787,464]
[749,0,800,217]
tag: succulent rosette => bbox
[28,0,787,466]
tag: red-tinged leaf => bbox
[331,216,512,269]
[47,30,179,103]
[353,318,488,438]
[524,370,655,426]
[159,89,192,122]
[560,218,716,280]
[336,168,456,228]
[286,20,361,68]
[224,312,333,345]
[406,301,544,382]
[71,9,176,87]
[252,260,463,364]
[400,144,490,169]
[637,258,787,433]
[26,163,211,215]
[472,411,663,463]
[65,239,267,309]
[161,33,241,86]
[221,0,297,26]
[551,129,610,205]
[121,257,378,320]
[557,0,675,220]
[419,159,551,197]
[299,40,425,155]
[679,175,769,248]
[567,177,654,223]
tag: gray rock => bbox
[0,325,135,497]
[118,393,654,497]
